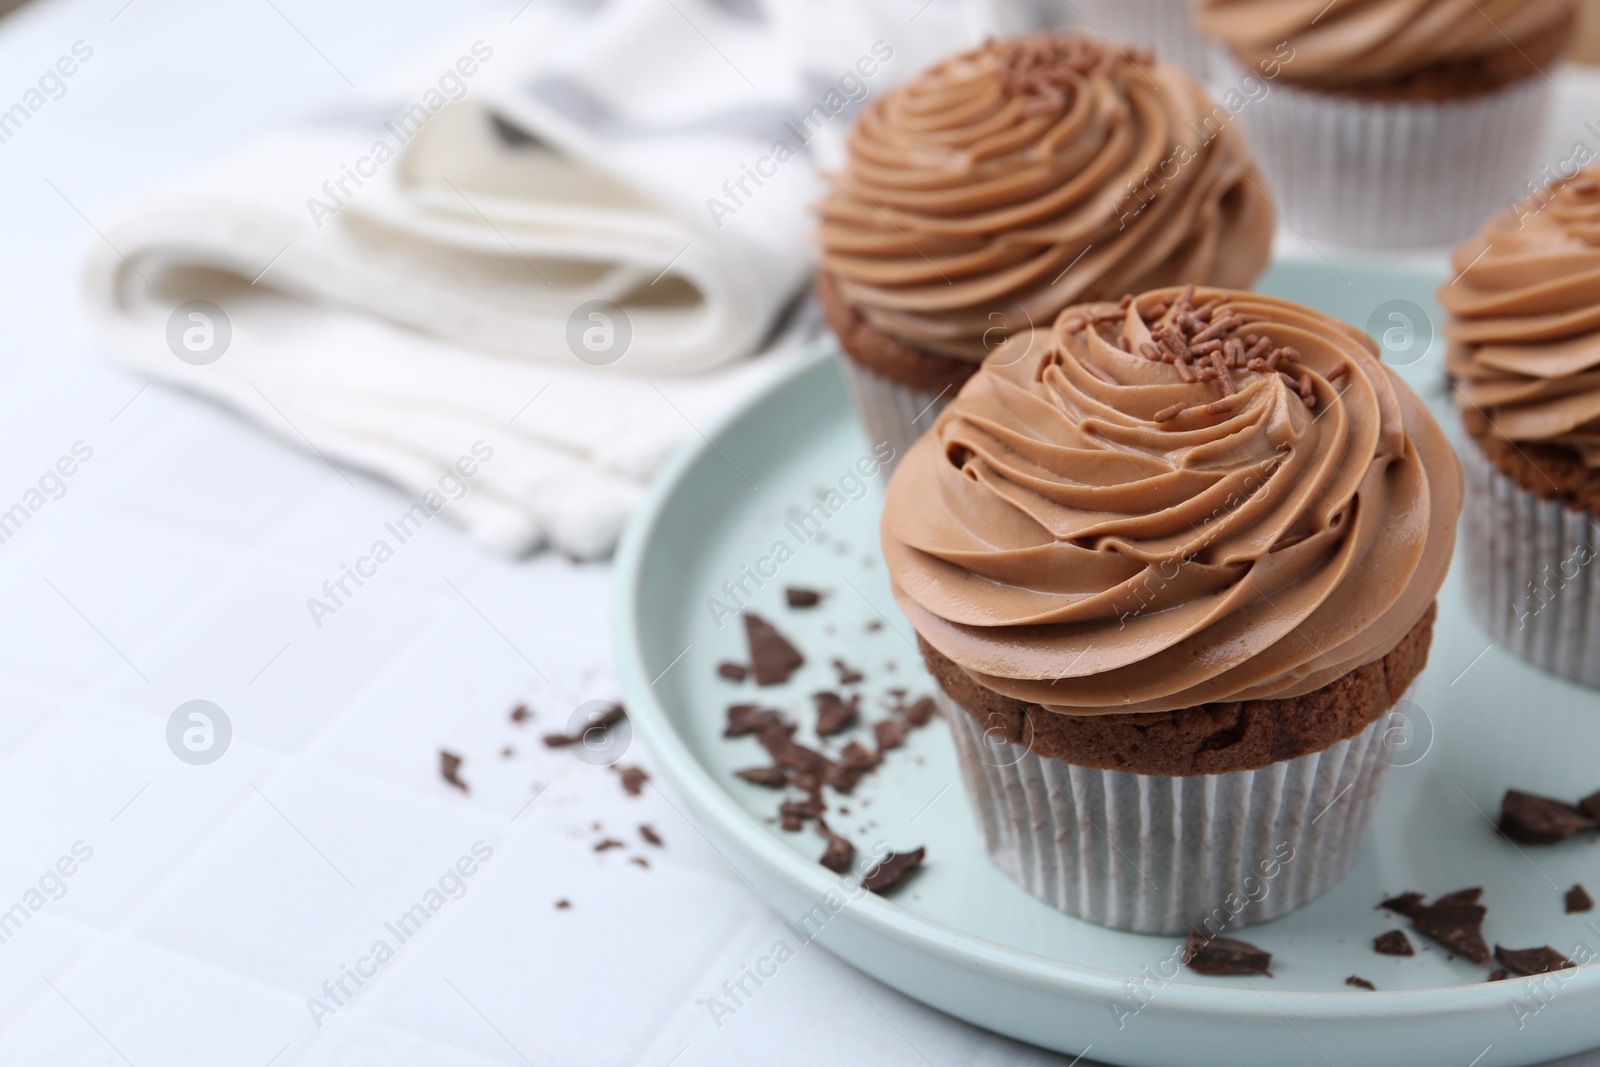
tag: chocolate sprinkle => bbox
[735,766,789,788]
[814,691,860,736]
[1567,884,1594,913]
[745,613,805,685]
[1182,932,1272,977]
[1345,976,1376,991]
[1499,789,1596,844]
[863,847,925,893]
[717,662,749,682]
[1494,944,1577,976]
[1373,930,1415,957]
[440,750,468,793]
[785,587,823,608]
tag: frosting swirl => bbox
[815,33,1273,363]
[1443,170,1600,465]
[1196,0,1573,87]
[882,287,1460,714]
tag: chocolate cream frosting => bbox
[815,33,1273,363]
[1444,172,1600,466]
[882,287,1461,715]
[1196,0,1573,86]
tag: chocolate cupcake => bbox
[1197,0,1575,247]
[882,286,1461,933]
[1444,169,1600,686]
[815,33,1274,469]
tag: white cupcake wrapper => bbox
[940,689,1404,934]
[835,356,956,475]
[1461,441,1600,688]
[1070,0,1220,83]
[1235,70,1553,248]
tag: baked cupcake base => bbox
[815,270,977,471]
[921,608,1434,934]
[1461,429,1600,688]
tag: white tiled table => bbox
[2,0,1597,1064]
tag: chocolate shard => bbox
[717,662,749,682]
[1345,976,1376,991]
[814,691,860,737]
[745,612,805,685]
[779,792,826,822]
[785,587,823,608]
[1373,930,1415,957]
[1182,932,1272,976]
[1486,968,1509,982]
[440,750,468,793]
[832,658,864,685]
[1433,887,1483,907]
[724,703,786,738]
[1494,944,1577,976]
[873,718,906,754]
[1567,884,1594,914]
[826,741,881,795]
[542,732,577,748]
[1500,789,1596,844]
[863,847,925,894]
[903,695,937,727]
[757,722,834,777]
[639,824,663,847]
[1407,890,1490,965]
[1580,789,1600,824]
[735,766,789,788]
[1378,891,1426,918]
[817,821,854,874]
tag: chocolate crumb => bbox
[542,702,625,748]
[818,822,855,874]
[745,613,804,685]
[717,662,749,682]
[594,838,624,852]
[1494,944,1576,976]
[1345,976,1376,991]
[542,732,577,748]
[510,704,530,723]
[1487,968,1509,982]
[874,718,906,753]
[735,766,789,788]
[1373,930,1415,956]
[629,856,650,869]
[555,898,570,909]
[779,812,803,832]
[832,658,865,685]
[640,824,663,847]
[615,765,648,796]
[785,587,823,608]
[903,695,937,727]
[779,791,826,823]
[863,847,925,893]
[1499,789,1596,844]
[757,722,834,777]
[500,746,514,758]
[826,741,881,794]
[440,750,468,793]
[1567,884,1594,913]
[866,620,882,632]
[814,691,860,736]
[724,703,785,738]
[1182,932,1272,976]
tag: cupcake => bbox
[1197,0,1574,248]
[1444,169,1600,686]
[882,285,1461,933]
[1071,0,1222,82]
[815,32,1274,469]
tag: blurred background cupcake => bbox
[1196,0,1576,248]
[1444,168,1600,687]
[882,286,1461,933]
[1068,0,1223,82]
[814,31,1274,468]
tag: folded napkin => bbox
[83,0,993,557]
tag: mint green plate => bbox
[614,260,1600,1067]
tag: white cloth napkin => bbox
[82,0,994,558]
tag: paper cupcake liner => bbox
[1461,441,1600,688]
[835,356,957,475]
[1070,0,1219,83]
[940,689,1402,934]
[1234,70,1553,248]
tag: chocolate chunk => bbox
[555,898,571,909]
[745,612,804,685]
[717,662,748,682]
[1499,790,1596,844]
[1494,944,1576,976]
[1580,789,1600,824]
[615,765,648,796]
[510,704,530,723]
[1378,891,1426,918]
[874,718,906,753]
[814,691,860,736]
[1405,889,1490,965]
[1345,976,1376,991]
[1567,884,1594,913]
[1487,968,1509,982]
[785,587,823,608]
[817,822,854,874]
[1182,932,1272,976]
[735,766,789,788]
[863,847,925,894]
[903,695,937,727]
[639,824,663,847]
[757,722,833,777]
[1373,930,1415,956]
[826,741,881,794]
[629,856,650,869]
[594,838,624,852]
[832,658,864,685]
[440,750,468,793]
[724,703,785,738]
